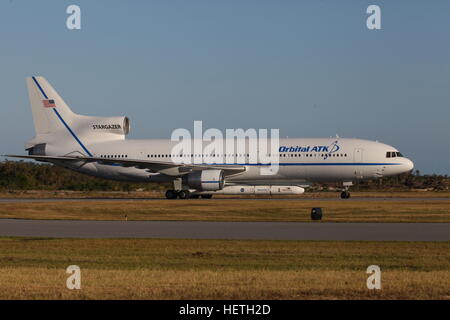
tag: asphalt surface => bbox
[0,219,449,241]
[1,197,449,203]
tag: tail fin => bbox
[25,76,129,156]
[26,76,76,135]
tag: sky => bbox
[0,0,449,174]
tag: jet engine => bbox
[185,169,225,191]
[89,116,130,136]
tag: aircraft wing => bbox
[4,154,246,177]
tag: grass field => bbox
[0,192,448,299]
[0,238,448,299]
[0,198,449,222]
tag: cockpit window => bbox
[386,151,404,158]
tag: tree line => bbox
[314,170,448,191]
[353,170,448,191]
[0,161,166,191]
[0,161,448,192]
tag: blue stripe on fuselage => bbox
[197,162,401,166]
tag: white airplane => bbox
[6,76,414,199]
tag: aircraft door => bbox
[353,148,364,179]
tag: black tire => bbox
[340,191,350,199]
[201,194,213,199]
[165,190,178,199]
[191,195,200,199]
[178,190,191,199]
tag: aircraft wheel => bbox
[201,194,213,199]
[340,191,350,199]
[165,190,178,199]
[178,190,191,199]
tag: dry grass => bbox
[1,268,448,300]
[0,199,449,222]
[0,238,448,299]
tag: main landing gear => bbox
[178,190,190,200]
[165,189,213,199]
[165,189,178,199]
[340,182,352,199]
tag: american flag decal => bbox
[42,99,56,108]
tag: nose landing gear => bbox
[340,190,351,199]
[340,181,353,199]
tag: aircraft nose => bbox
[403,158,414,172]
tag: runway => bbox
[0,219,449,241]
[1,197,449,203]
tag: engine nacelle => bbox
[185,169,225,191]
[61,115,132,146]
[89,116,130,136]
